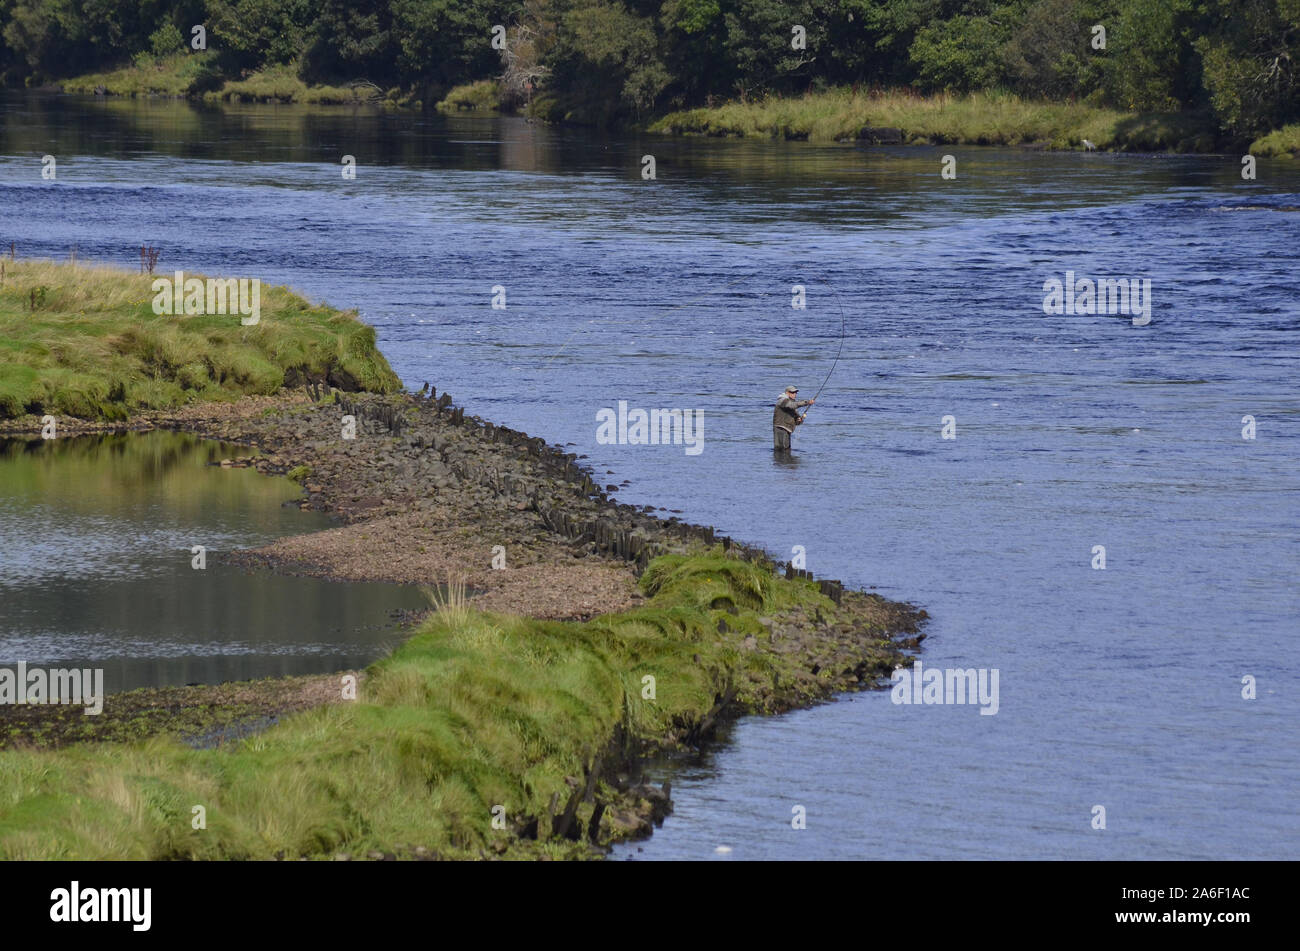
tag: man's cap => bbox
[785,385,798,393]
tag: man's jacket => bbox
[773,395,813,433]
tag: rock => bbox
[857,126,904,144]
[629,783,668,803]
[605,808,651,834]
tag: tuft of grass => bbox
[209,66,380,105]
[1251,124,1300,158]
[0,552,840,859]
[437,80,502,112]
[649,87,1219,151]
[0,258,402,420]
[420,576,472,627]
[58,56,396,106]
[60,52,223,98]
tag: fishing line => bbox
[537,271,760,375]
[532,269,847,422]
[800,280,847,421]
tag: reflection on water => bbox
[0,431,427,692]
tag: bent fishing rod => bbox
[800,283,847,422]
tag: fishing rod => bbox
[800,282,847,422]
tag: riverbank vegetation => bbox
[0,553,914,859]
[1251,123,1300,157]
[59,54,397,105]
[438,79,503,112]
[58,50,224,98]
[1,1,1295,151]
[650,87,1210,149]
[0,259,401,420]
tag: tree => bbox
[1002,0,1105,100]
[501,0,557,107]
[1096,0,1205,112]
[204,0,321,70]
[909,13,1008,91]
[299,0,400,84]
[1196,0,1299,135]
[542,0,670,122]
[391,0,506,88]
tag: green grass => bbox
[0,553,836,859]
[0,258,401,420]
[437,80,502,112]
[59,56,392,105]
[209,66,383,106]
[60,52,223,98]
[650,87,1216,151]
[1251,124,1300,157]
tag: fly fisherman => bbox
[773,385,814,451]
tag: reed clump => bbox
[1251,124,1300,157]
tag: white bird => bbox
[1082,139,1097,151]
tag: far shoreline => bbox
[15,81,1297,158]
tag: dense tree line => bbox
[1,0,1296,137]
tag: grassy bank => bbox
[1250,124,1300,157]
[436,80,502,112]
[60,60,501,112]
[58,52,223,98]
[213,66,383,106]
[59,55,400,106]
[0,554,913,859]
[649,88,1217,151]
[0,258,400,420]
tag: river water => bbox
[1,93,1296,858]
[0,430,428,692]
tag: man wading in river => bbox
[773,385,814,452]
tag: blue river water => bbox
[1,94,1296,858]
